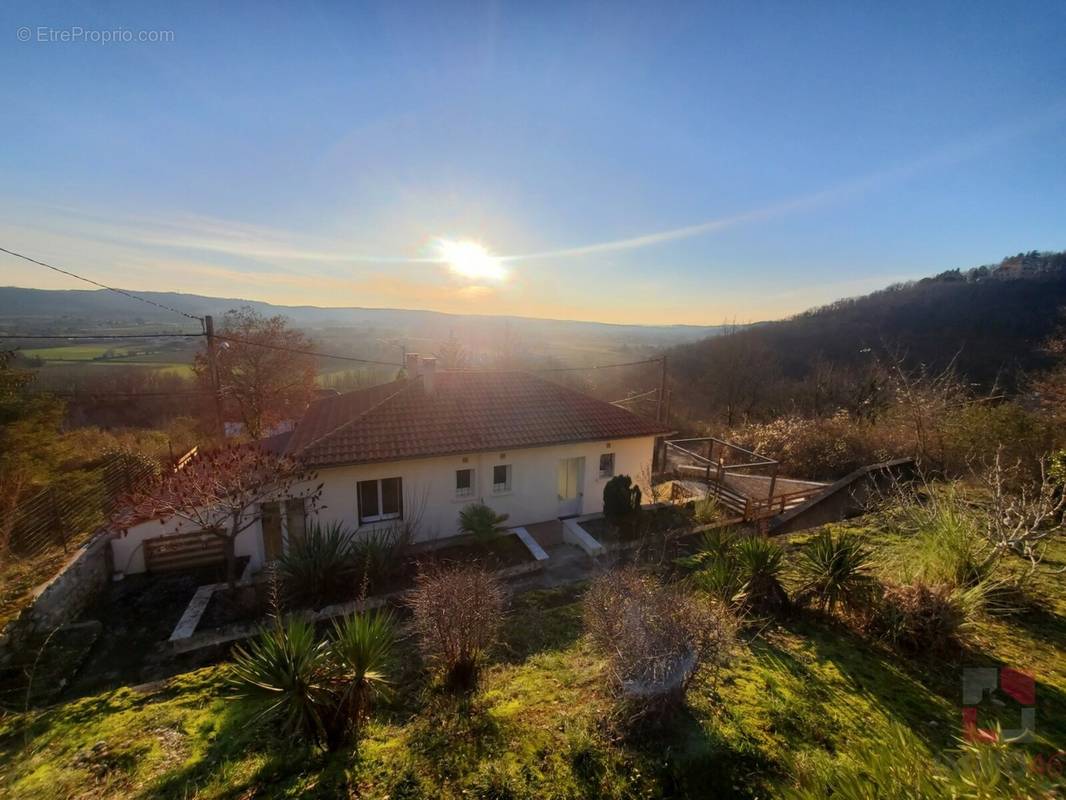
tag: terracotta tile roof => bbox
[285,371,672,468]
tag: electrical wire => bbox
[214,334,405,367]
[0,333,204,340]
[0,247,205,323]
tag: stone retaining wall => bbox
[0,533,112,659]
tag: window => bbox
[455,468,475,498]
[492,464,512,493]
[599,452,615,478]
[357,477,403,524]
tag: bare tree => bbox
[977,449,1066,572]
[434,332,469,370]
[115,445,321,586]
[195,307,317,439]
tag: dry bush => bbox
[872,582,968,653]
[732,412,891,480]
[584,568,736,715]
[406,564,505,691]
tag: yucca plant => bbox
[693,496,724,525]
[698,527,735,561]
[230,617,334,746]
[733,535,790,614]
[330,610,396,737]
[458,503,510,545]
[352,529,400,594]
[692,554,747,608]
[795,530,877,615]
[277,522,358,609]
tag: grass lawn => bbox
[1,522,1063,799]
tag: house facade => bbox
[111,356,670,575]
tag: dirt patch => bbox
[63,559,248,696]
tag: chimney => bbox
[405,352,420,378]
[421,356,437,394]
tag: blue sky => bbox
[1,1,1064,324]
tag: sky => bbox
[1,1,1064,325]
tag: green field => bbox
[21,344,197,378]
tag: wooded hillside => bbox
[669,251,1066,427]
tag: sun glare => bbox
[436,239,507,282]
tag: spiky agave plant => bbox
[229,617,334,746]
[796,529,878,615]
[693,554,748,609]
[277,521,358,609]
[330,610,397,739]
[734,535,790,614]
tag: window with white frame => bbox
[357,477,403,524]
[492,464,512,493]
[599,452,615,478]
[455,468,475,498]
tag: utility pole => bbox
[657,355,668,423]
[204,315,225,439]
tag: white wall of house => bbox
[111,510,267,576]
[314,435,655,543]
[110,435,656,575]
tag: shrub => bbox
[351,528,403,594]
[230,617,334,746]
[733,535,790,615]
[603,474,642,516]
[693,495,724,525]
[457,502,510,544]
[698,526,735,561]
[407,564,505,691]
[872,581,971,652]
[330,610,396,736]
[276,522,358,610]
[690,532,790,615]
[732,412,884,481]
[584,568,736,715]
[885,489,994,588]
[795,529,877,615]
[692,554,746,608]
[230,612,397,749]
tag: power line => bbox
[0,333,204,340]
[0,247,205,324]
[215,334,404,367]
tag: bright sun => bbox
[436,239,507,282]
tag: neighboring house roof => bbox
[283,371,672,468]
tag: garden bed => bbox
[186,532,542,645]
[579,505,696,547]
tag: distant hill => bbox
[0,287,727,349]
[669,251,1066,425]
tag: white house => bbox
[111,355,671,575]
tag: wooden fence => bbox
[6,455,158,558]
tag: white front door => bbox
[557,456,585,517]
